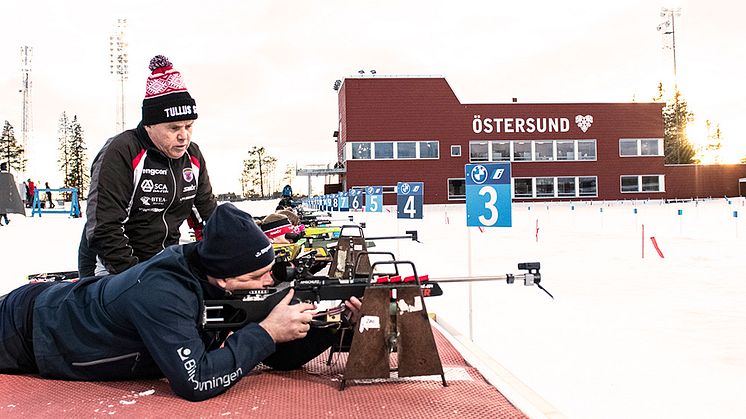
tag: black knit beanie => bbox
[196,203,275,278]
[141,55,198,125]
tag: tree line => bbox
[0,112,89,198]
[240,146,295,199]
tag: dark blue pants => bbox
[0,283,54,373]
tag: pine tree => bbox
[65,116,90,198]
[0,120,27,172]
[662,88,696,164]
[57,112,72,186]
[242,146,277,198]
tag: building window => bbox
[620,175,665,193]
[578,140,596,160]
[621,176,639,192]
[448,178,465,200]
[419,141,439,159]
[619,139,638,156]
[374,142,394,159]
[351,142,371,159]
[450,145,461,157]
[641,139,661,156]
[556,140,575,160]
[557,177,576,197]
[513,141,531,161]
[578,177,598,197]
[397,142,416,159]
[470,141,488,161]
[535,141,554,161]
[536,177,555,197]
[514,178,533,198]
[641,175,662,191]
[491,141,511,161]
[620,138,663,157]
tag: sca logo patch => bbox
[183,168,194,183]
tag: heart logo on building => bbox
[575,115,593,132]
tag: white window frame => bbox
[619,138,664,157]
[620,175,665,193]
[447,178,466,200]
[450,145,462,157]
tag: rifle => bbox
[201,249,550,331]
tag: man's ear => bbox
[215,278,227,289]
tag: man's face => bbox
[210,262,275,292]
[144,120,194,159]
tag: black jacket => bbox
[33,244,337,401]
[82,123,216,274]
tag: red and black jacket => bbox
[82,123,216,274]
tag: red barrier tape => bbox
[650,236,665,258]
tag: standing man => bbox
[79,55,217,276]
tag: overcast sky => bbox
[1,0,744,193]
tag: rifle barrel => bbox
[431,274,533,283]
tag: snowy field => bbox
[1,197,745,419]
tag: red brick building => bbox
[335,77,746,204]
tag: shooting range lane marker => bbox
[650,236,665,258]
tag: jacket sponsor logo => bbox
[141,179,154,193]
[141,179,169,194]
[183,168,194,182]
[143,168,168,176]
[177,346,242,391]
[183,184,197,193]
[141,196,167,206]
[179,194,196,202]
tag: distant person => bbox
[260,213,295,244]
[276,184,296,210]
[26,179,35,208]
[0,203,362,401]
[0,163,10,225]
[44,182,55,209]
[78,55,217,276]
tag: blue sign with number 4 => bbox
[465,163,511,227]
[397,182,424,219]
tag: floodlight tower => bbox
[657,7,681,89]
[20,46,33,162]
[109,18,129,132]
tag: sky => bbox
[2,196,744,418]
[1,0,745,194]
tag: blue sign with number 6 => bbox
[465,163,511,227]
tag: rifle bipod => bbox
[339,260,446,390]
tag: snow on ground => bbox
[2,197,745,419]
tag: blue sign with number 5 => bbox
[465,163,511,227]
[365,186,383,212]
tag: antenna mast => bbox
[109,18,129,132]
[20,46,33,166]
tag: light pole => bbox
[109,18,129,133]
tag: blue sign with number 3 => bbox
[465,163,512,227]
